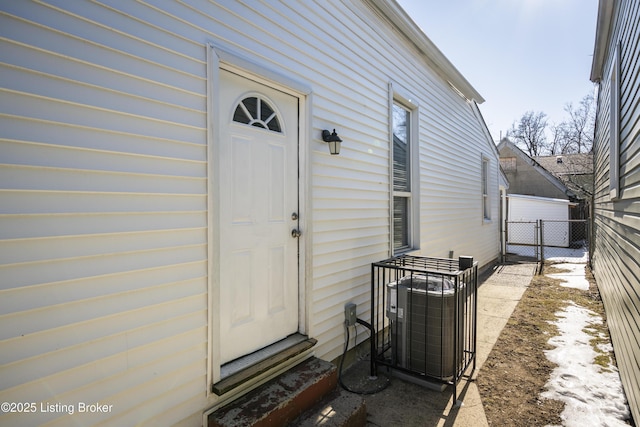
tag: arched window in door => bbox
[232,96,282,133]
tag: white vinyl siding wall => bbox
[0,2,209,426]
[0,1,501,425]
[591,0,640,421]
[303,1,501,361]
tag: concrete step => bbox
[208,357,338,427]
[290,388,366,427]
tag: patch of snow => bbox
[506,245,588,263]
[546,263,589,290]
[541,302,630,426]
[596,341,613,354]
[545,247,588,263]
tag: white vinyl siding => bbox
[0,2,208,426]
[591,0,640,421]
[0,1,502,425]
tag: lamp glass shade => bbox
[328,140,341,155]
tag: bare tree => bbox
[506,111,548,156]
[549,120,589,155]
[560,93,595,153]
[548,122,568,155]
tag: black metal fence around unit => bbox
[370,255,478,407]
[504,219,590,266]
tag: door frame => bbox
[206,43,312,390]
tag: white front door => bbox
[218,69,300,365]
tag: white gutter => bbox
[590,0,614,82]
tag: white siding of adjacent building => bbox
[591,0,640,421]
[507,195,571,247]
[0,1,500,425]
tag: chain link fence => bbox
[505,219,589,266]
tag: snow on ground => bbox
[545,248,589,264]
[540,266,631,426]
[546,264,589,291]
[507,243,631,425]
[506,244,589,263]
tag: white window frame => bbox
[482,156,491,221]
[609,41,621,200]
[390,84,420,255]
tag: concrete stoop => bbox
[289,388,366,427]
[208,357,365,427]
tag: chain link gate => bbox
[505,219,589,267]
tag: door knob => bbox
[291,229,302,238]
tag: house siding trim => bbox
[609,40,621,200]
[590,0,615,81]
[206,43,221,395]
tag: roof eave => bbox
[368,0,485,103]
[590,0,615,82]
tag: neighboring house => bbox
[533,153,594,200]
[0,1,501,425]
[590,0,640,422]
[498,138,577,200]
[534,153,593,218]
[497,138,590,219]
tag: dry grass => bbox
[477,263,612,427]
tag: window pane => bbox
[484,196,489,220]
[233,97,282,133]
[482,159,490,220]
[393,104,410,192]
[260,99,274,122]
[393,196,409,249]
[267,117,281,132]
[233,105,251,124]
[482,160,488,194]
[242,97,258,119]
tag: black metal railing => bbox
[370,255,478,407]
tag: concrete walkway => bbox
[358,262,537,427]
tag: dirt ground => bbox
[476,263,620,426]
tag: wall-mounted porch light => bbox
[321,129,342,155]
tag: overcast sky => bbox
[395,0,599,142]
